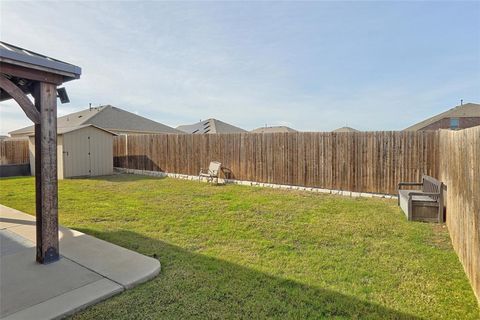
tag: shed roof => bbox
[404,103,480,131]
[10,105,181,136]
[176,118,247,134]
[27,124,117,136]
[0,41,81,79]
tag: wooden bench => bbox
[199,161,222,184]
[398,175,444,223]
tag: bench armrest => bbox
[408,191,440,198]
[398,182,423,190]
[399,182,422,186]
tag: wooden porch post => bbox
[33,82,59,264]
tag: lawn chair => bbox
[199,161,222,184]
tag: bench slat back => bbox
[208,161,222,176]
[422,175,442,200]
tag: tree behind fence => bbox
[114,131,439,195]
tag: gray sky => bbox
[1,1,479,135]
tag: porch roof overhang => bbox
[0,41,81,102]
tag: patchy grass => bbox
[0,174,478,319]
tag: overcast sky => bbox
[1,1,479,135]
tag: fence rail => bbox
[113,131,439,195]
[0,140,29,165]
[439,126,480,302]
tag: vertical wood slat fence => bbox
[0,139,29,165]
[1,129,478,302]
[113,131,440,195]
[114,129,479,302]
[439,126,480,302]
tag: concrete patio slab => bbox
[0,206,35,229]
[0,204,160,319]
[1,246,102,318]
[60,232,160,289]
[0,230,34,256]
[2,279,123,320]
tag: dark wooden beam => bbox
[1,62,64,85]
[0,78,34,102]
[33,82,59,264]
[0,75,40,123]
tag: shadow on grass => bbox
[114,156,163,172]
[85,173,167,182]
[0,176,32,181]
[71,228,423,320]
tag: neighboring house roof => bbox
[176,118,247,134]
[404,103,480,131]
[251,126,297,133]
[27,124,117,136]
[9,105,181,136]
[332,126,359,133]
[0,41,81,79]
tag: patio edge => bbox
[1,279,123,320]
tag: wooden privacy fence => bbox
[439,126,480,302]
[0,139,29,165]
[113,131,439,195]
[114,129,480,302]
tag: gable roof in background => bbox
[9,105,181,136]
[332,126,359,133]
[251,126,298,133]
[404,103,480,131]
[176,118,247,134]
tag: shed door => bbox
[63,131,91,178]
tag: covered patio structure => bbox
[1,41,81,263]
[0,43,160,319]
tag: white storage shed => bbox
[28,125,116,179]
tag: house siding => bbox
[418,117,480,131]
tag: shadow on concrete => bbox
[0,217,36,226]
[0,215,80,242]
[71,228,423,320]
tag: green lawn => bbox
[0,174,478,319]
